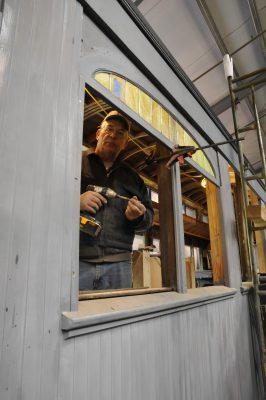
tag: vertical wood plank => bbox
[232,175,251,280]
[121,324,132,400]
[157,144,177,288]
[73,336,88,400]
[0,0,46,397]
[249,190,266,273]
[206,181,224,284]
[111,328,122,400]
[0,0,82,399]
[86,333,101,399]
[99,330,112,400]
[58,338,75,400]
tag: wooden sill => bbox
[62,286,237,338]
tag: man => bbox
[79,110,154,290]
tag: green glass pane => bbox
[139,90,151,123]
[111,75,125,101]
[192,151,200,165]
[125,81,139,113]
[161,108,169,139]
[95,72,110,90]
[177,124,184,145]
[174,121,179,144]
[151,100,161,132]
[183,130,192,146]
[196,151,204,167]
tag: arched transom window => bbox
[95,71,215,177]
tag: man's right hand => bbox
[80,191,107,214]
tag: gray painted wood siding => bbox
[0,1,264,399]
[58,294,259,400]
[0,0,82,398]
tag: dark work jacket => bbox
[79,153,154,259]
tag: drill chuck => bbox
[86,185,130,201]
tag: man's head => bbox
[95,111,129,162]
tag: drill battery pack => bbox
[80,213,102,237]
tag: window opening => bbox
[80,85,170,298]
[181,164,225,288]
[80,85,223,299]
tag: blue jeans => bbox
[79,260,132,291]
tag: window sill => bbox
[240,281,253,294]
[62,286,237,338]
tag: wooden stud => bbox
[205,180,224,284]
[157,144,177,289]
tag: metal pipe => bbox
[232,67,266,83]
[232,77,266,93]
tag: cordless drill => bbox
[80,185,130,236]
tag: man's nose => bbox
[107,129,118,138]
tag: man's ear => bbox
[121,136,129,150]
[95,128,101,141]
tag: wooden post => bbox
[157,145,177,288]
[249,190,266,273]
[205,180,224,284]
[232,175,251,280]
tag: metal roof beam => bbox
[247,0,266,60]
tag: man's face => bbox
[95,119,128,162]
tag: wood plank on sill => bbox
[79,287,172,300]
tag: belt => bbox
[81,252,131,263]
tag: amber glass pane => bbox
[125,81,139,113]
[95,72,110,90]
[111,75,126,101]
[169,115,176,143]
[161,108,169,139]
[139,90,151,123]
[151,100,161,132]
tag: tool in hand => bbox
[86,185,131,201]
[80,186,130,237]
[80,214,102,237]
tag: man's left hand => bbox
[125,196,146,221]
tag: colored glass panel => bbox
[139,90,151,124]
[95,72,110,90]
[169,115,177,143]
[161,108,169,139]
[125,81,139,113]
[111,75,125,101]
[177,124,184,146]
[151,100,161,132]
